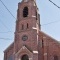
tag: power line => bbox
[0,19,60,32]
[0,0,60,33]
[0,31,14,33]
[0,0,16,19]
[41,20,60,26]
[0,38,12,40]
[0,0,16,32]
[49,0,60,9]
[0,19,11,31]
[41,0,60,26]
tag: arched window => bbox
[23,7,28,17]
[42,39,44,48]
[21,24,24,30]
[21,55,29,60]
[36,11,37,20]
[54,55,58,60]
[27,23,28,29]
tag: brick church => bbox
[4,0,60,60]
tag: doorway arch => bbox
[21,54,29,60]
[54,55,58,60]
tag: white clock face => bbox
[24,0,28,2]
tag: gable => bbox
[4,42,14,53]
[15,45,33,56]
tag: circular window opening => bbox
[22,35,28,41]
[21,55,29,60]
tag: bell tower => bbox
[14,0,41,60]
[16,0,40,32]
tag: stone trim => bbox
[33,51,38,54]
[44,53,47,56]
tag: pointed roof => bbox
[15,45,33,56]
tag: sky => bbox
[0,0,60,60]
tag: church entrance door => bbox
[21,55,29,60]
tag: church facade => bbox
[4,0,60,60]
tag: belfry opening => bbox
[23,7,28,17]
